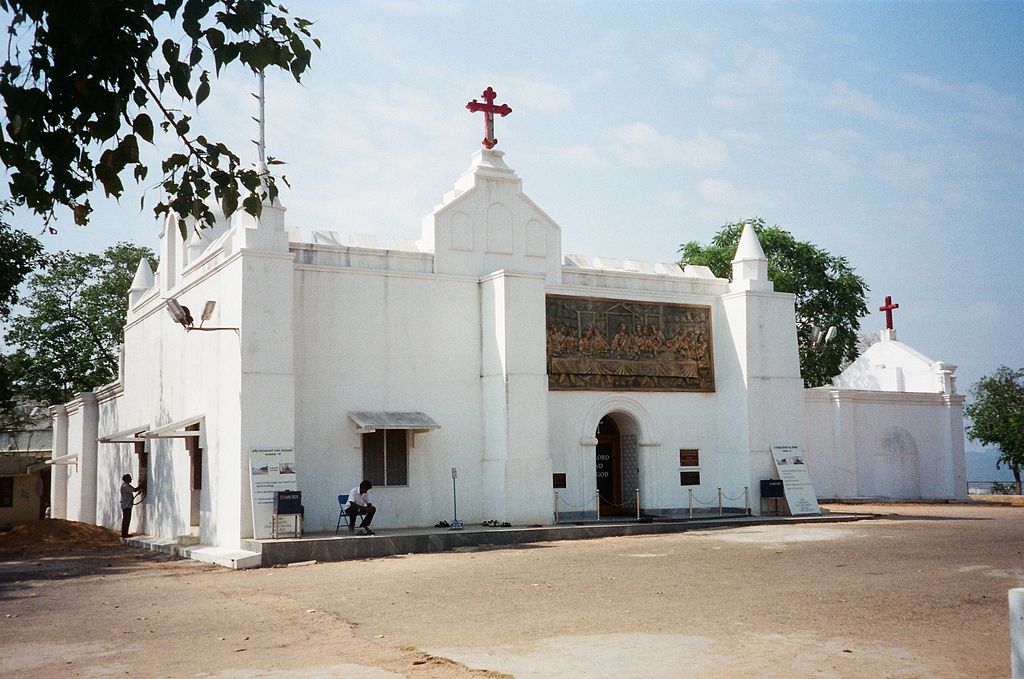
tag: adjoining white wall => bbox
[804,389,967,500]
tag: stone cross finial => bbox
[466,86,512,149]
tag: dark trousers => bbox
[346,504,375,530]
[121,505,133,538]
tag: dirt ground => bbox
[1,502,1021,678]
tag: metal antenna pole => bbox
[251,69,267,171]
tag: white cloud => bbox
[962,300,1001,324]
[548,144,608,168]
[721,130,765,147]
[760,5,817,35]
[610,124,729,168]
[800,147,860,181]
[901,72,1024,140]
[901,72,1022,116]
[876,151,933,189]
[498,77,570,113]
[822,80,927,130]
[379,0,460,15]
[716,48,794,94]
[695,178,779,222]
[662,50,714,86]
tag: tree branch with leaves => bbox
[679,218,869,387]
[965,366,1024,494]
[0,0,318,237]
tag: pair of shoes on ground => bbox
[435,520,450,528]
[355,527,374,536]
[482,520,511,528]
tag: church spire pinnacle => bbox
[730,222,773,292]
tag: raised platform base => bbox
[240,512,864,567]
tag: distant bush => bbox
[989,481,1018,495]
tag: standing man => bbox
[120,474,140,539]
[344,480,376,535]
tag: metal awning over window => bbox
[348,411,440,434]
[99,426,149,444]
[46,453,78,466]
[141,416,203,439]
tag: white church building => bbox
[48,120,967,553]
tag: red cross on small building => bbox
[879,295,900,330]
[466,86,511,149]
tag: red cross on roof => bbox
[879,295,900,330]
[466,86,512,149]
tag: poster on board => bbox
[770,444,821,515]
[248,447,298,539]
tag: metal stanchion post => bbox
[688,489,693,518]
[718,487,723,516]
[635,488,640,520]
[744,486,750,515]
[595,489,601,521]
[554,491,559,523]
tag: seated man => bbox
[344,480,376,535]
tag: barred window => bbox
[362,429,408,486]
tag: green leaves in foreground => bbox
[0,1,318,237]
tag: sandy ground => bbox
[1,502,1021,678]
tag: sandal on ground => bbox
[501,522,511,527]
[435,520,449,528]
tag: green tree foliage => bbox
[965,366,1024,494]
[3,243,156,405]
[0,0,318,235]
[0,201,43,418]
[0,200,43,321]
[679,218,869,387]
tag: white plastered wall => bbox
[804,389,967,500]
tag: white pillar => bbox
[1011,588,1024,679]
[78,393,99,525]
[50,404,69,519]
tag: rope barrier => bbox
[556,486,750,519]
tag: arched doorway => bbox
[596,415,630,515]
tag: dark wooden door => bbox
[596,417,622,514]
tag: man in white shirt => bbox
[343,480,376,535]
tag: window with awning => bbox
[347,412,439,487]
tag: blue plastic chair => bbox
[335,494,367,535]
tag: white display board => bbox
[248,447,298,539]
[770,444,821,515]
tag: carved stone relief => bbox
[546,295,715,391]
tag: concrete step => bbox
[124,535,261,570]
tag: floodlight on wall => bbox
[809,325,823,348]
[200,300,216,322]
[165,299,193,328]
[165,299,237,333]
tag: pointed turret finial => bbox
[730,222,773,292]
[733,222,767,262]
[129,257,155,307]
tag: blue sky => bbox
[5,1,1023,412]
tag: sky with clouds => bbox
[5,1,1023,415]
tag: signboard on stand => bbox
[248,447,298,539]
[770,444,820,515]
